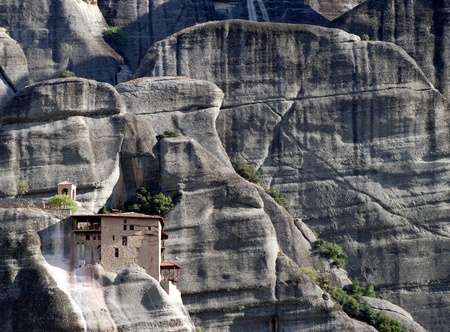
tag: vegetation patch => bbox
[16,181,29,197]
[267,186,288,208]
[230,157,262,185]
[318,275,406,332]
[125,187,173,216]
[156,130,178,140]
[60,70,75,78]
[103,26,127,44]
[314,238,347,268]
[48,194,78,214]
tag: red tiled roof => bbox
[160,261,181,269]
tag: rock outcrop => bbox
[0,0,123,84]
[0,78,151,211]
[330,0,450,97]
[0,27,28,107]
[135,20,449,331]
[305,0,365,20]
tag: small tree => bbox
[48,194,78,214]
[16,181,29,197]
[230,157,262,185]
[267,186,288,208]
[361,33,370,41]
[125,187,173,216]
[103,26,127,44]
[61,70,75,78]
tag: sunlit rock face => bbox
[0,206,194,331]
[0,78,152,211]
[135,20,450,330]
[0,0,122,83]
[0,28,28,107]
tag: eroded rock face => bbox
[158,136,378,331]
[305,0,365,20]
[0,0,122,83]
[0,27,28,107]
[0,78,150,211]
[330,0,449,97]
[135,20,449,330]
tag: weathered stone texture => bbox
[330,0,450,98]
[135,20,449,331]
[0,78,149,211]
[0,0,122,84]
[305,0,365,20]
[0,27,28,107]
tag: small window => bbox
[98,235,101,240]
[123,220,127,224]
[148,226,151,230]
[122,236,127,246]
[130,225,135,231]
[123,225,127,231]
[86,234,90,241]
[115,248,119,257]
[112,235,115,241]
[136,247,140,252]
[93,236,96,240]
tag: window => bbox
[130,225,134,231]
[93,236,96,240]
[86,234,90,241]
[98,235,101,240]
[122,236,127,246]
[112,235,115,241]
[123,225,127,231]
[115,248,119,257]
[148,226,151,230]
[136,247,140,252]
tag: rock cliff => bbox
[0,0,123,84]
[135,20,449,331]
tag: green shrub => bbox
[156,130,179,140]
[230,157,262,184]
[48,194,78,214]
[361,33,370,41]
[267,186,288,208]
[350,280,376,298]
[16,181,29,197]
[24,80,34,87]
[124,187,173,216]
[103,26,127,44]
[314,239,347,268]
[300,266,318,283]
[60,70,75,78]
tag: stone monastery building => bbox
[71,211,180,284]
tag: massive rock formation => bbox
[0,78,151,211]
[135,20,450,331]
[305,0,365,20]
[330,0,450,97]
[0,0,123,84]
[0,27,28,107]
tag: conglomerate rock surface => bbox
[0,0,123,84]
[135,20,450,331]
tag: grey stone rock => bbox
[330,0,450,98]
[0,28,29,107]
[136,20,448,330]
[116,77,229,169]
[305,0,365,20]
[0,78,149,211]
[364,297,427,332]
[0,0,123,83]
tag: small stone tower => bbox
[57,181,76,200]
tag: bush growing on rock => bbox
[314,239,347,268]
[230,157,262,184]
[267,186,289,208]
[47,194,78,214]
[16,181,29,197]
[156,130,179,140]
[125,187,173,216]
[103,26,127,44]
[60,70,75,78]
